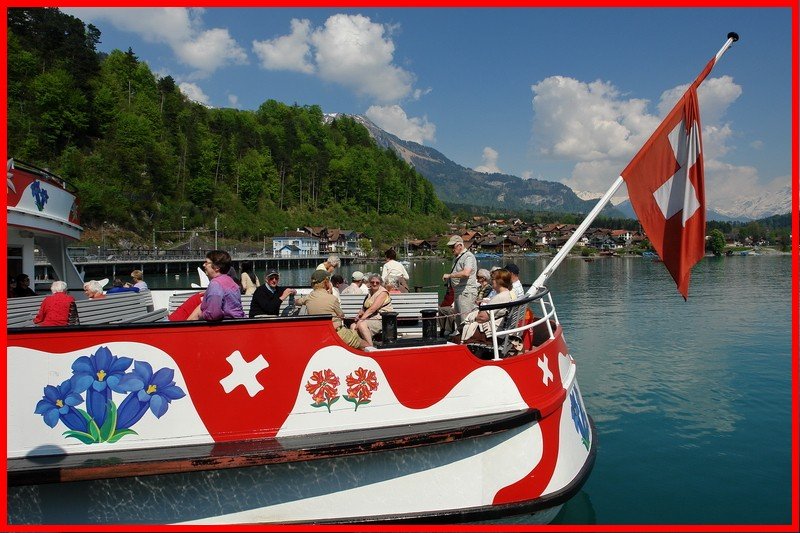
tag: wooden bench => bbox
[339,292,440,336]
[6,295,47,327]
[167,289,314,317]
[75,291,167,325]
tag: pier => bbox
[33,249,359,284]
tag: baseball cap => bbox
[446,235,463,246]
[266,270,280,279]
[311,269,330,284]
[351,271,364,281]
[504,263,520,275]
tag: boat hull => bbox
[7,315,595,524]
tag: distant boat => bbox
[641,251,661,261]
[475,252,501,259]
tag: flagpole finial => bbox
[727,32,739,42]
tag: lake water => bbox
[351,254,793,525]
[75,254,799,525]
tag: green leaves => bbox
[62,401,138,444]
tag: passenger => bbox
[504,262,525,299]
[341,271,368,295]
[83,280,106,299]
[240,262,260,296]
[437,283,456,337]
[316,255,340,274]
[459,269,515,345]
[381,248,409,293]
[33,281,76,326]
[442,235,478,332]
[350,274,393,348]
[12,273,36,297]
[128,269,148,290]
[250,270,296,317]
[385,276,403,294]
[475,268,493,304]
[296,269,364,349]
[107,278,140,294]
[199,250,245,321]
[331,274,347,293]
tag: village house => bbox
[272,231,319,257]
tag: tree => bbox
[707,229,726,256]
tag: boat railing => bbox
[479,287,559,361]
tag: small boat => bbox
[6,159,596,525]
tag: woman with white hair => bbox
[33,281,76,326]
[316,255,341,274]
[83,279,106,299]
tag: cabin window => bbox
[7,246,23,280]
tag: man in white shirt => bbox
[341,271,369,295]
[505,262,524,299]
[381,248,410,292]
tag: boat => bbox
[6,159,596,524]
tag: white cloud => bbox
[179,82,211,106]
[474,147,502,174]
[227,94,240,108]
[521,171,533,180]
[255,14,416,103]
[365,105,435,144]
[530,74,752,204]
[63,8,247,79]
[252,18,314,74]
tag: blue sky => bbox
[63,7,794,210]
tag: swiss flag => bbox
[621,58,715,300]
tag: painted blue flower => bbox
[570,387,590,451]
[34,379,88,432]
[70,346,133,428]
[116,360,186,430]
[31,180,49,211]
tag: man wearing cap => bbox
[504,263,525,299]
[442,235,478,331]
[250,270,297,317]
[341,271,369,295]
[296,270,364,349]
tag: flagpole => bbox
[529,32,738,295]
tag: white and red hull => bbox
[7,315,595,524]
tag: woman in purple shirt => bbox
[200,250,245,321]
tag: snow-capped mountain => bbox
[709,185,792,220]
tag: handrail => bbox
[478,286,558,361]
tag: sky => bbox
[61,6,795,210]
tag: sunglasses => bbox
[368,281,381,285]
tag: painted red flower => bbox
[305,369,340,412]
[344,367,378,410]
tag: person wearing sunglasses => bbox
[351,275,394,348]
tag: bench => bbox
[339,292,440,336]
[167,289,315,317]
[75,290,167,325]
[6,295,47,327]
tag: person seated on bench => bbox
[351,274,393,348]
[107,278,140,294]
[200,250,245,321]
[459,269,515,345]
[250,270,296,317]
[296,270,364,349]
[83,279,106,299]
[33,280,77,326]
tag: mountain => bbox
[613,199,742,222]
[708,185,792,221]
[342,115,623,217]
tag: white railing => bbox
[483,287,559,361]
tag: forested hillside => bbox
[6,8,449,248]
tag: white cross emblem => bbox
[538,354,553,386]
[653,118,701,226]
[219,350,269,397]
